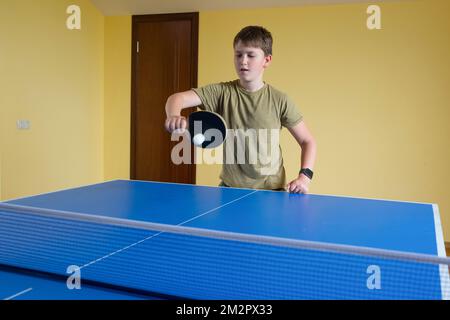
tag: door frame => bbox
[130,12,199,182]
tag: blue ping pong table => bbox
[0,179,448,300]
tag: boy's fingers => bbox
[178,117,187,130]
[165,116,188,134]
[181,118,187,130]
[176,117,183,129]
[165,119,172,133]
[289,184,296,193]
[170,120,177,133]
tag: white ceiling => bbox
[90,0,398,16]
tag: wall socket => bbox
[17,120,31,130]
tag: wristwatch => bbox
[299,168,314,180]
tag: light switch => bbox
[16,120,31,130]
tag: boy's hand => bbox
[165,115,187,133]
[286,175,311,194]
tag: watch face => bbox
[301,169,313,179]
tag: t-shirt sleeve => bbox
[280,95,303,128]
[192,83,224,113]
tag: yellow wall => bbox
[104,16,131,180]
[195,0,450,239]
[1,0,449,241]
[0,0,104,199]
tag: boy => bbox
[164,26,316,193]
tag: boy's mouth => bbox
[240,68,249,72]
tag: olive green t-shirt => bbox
[192,80,303,190]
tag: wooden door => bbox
[131,13,198,183]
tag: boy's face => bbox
[234,41,272,83]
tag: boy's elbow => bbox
[301,136,316,149]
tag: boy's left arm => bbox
[286,121,317,193]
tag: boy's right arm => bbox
[165,90,202,133]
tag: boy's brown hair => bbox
[233,26,273,56]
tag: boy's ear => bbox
[263,54,272,68]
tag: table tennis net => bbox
[0,204,449,300]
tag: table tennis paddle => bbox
[187,111,227,149]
